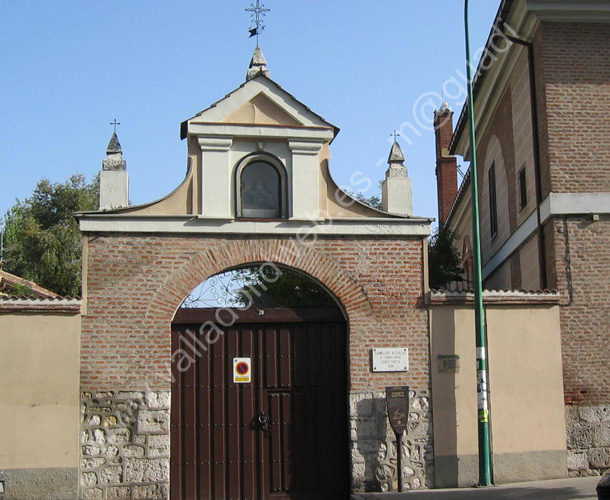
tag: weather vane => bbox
[109,119,121,134]
[246,0,270,46]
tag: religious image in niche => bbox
[241,161,280,218]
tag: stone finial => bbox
[382,140,412,216]
[106,132,122,155]
[102,133,126,172]
[388,141,406,164]
[246,46,270,81]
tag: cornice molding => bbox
[198,136,233,152]
[527,1,610,22]
[78,215,433,237]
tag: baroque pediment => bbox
[181,75,337,139]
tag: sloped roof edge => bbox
[449,0,515,155]
[0,270,60,299]
[180,74,340,141]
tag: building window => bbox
[236,155,286,219]
[518,166,527,211]
[488,162,498,238]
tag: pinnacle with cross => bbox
[388,132,405,164]
[246,0,270,46]
[106,119,122,155]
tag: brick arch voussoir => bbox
[145,239,372,323]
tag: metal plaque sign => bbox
[372,348,409,372]
[386,386,410,435]
[233,358,252,383]
[437,354,460,373]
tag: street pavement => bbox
[352,476,601,500]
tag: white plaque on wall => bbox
[371,348,409,372]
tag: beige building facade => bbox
[0,298,81,499]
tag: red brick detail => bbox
[81,235,429,395]
[434,109,458,226]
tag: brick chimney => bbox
[434,102,458,226]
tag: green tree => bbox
[352,191,382,210]
[428,225,464,290]
[2,174,99,297]
[233,265,336,308]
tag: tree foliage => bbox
[233,265,336,309]
[2,174,99,297]
[351,191,382,210]
[428,225,464,290]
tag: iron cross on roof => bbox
[109,119,121,134]
[391,131,400,143]
[246,0,270,46]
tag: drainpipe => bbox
[506,35,548,290]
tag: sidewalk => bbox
[352,476,600,500]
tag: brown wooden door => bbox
[171,309,349,500]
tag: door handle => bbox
[258,412,270,431]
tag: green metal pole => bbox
[464,0,492,486]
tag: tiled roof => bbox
[0,270,60,299]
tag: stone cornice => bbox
[188,123,334,142]
[429,289,559,305]
[78,215,433,237]
[0,297,81,315]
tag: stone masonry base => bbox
[349,389,434,492]
[79,391,170,500]
[566,404,610,477]
[80,389,434,498]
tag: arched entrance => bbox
[170,264,350,500]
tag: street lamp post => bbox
[464,0,493,487]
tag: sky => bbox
[0,1,500,225]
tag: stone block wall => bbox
[349,390,434,492]
[566,405,610,476]
[79,391,170,499]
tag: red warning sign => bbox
[233,358,252,383]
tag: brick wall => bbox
[539,22,610,194]
[547,217,610,407]
[536,21,610,474]
[81,234,429,393]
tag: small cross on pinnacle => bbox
[391,131,400,143]
[246,0,270,46]
[110,119,121,134]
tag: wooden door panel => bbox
[171,310,348,500]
